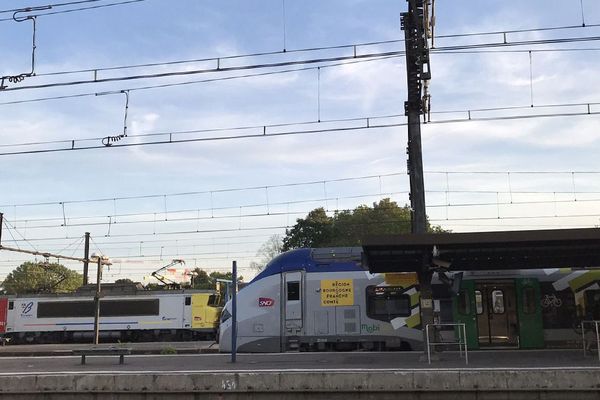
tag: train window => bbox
[208,295,220,306]
[8,301,13,310]
[185,297,191,306]
[475,290,483,315]
[366,286,411,322]
[492,290,505,314]
[37,299,160,318]
[457,290,470,315]
[522,287,536,314]
[287,282,300,301]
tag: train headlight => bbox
[220,309,231,323]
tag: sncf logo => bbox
[258,297,274,307]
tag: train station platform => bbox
[0,340,218,357]
[0,349,599,399]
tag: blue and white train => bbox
[219,247,600,352]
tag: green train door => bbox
[475,281,519,347]
[452,280,479,349]
[515,278,544,348]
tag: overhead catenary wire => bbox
[0,10,39,90]
[0,171,407,208]
[0,54,404,107]
[4,211,600,246]
[0,106,599,156]
[10,196,600,231]
[0,0,146,22]
[4,34,600,92]
[0,49,407,92]
[0,0,111,14]
[2,100,597,149]
[0,216,586,263]
[31,234,274,248]
[3,46,600,108]
[433,22,600,40]
[7,21,600,80]
[1,218,39,252]
[5,171,600,227]
[5,170,600,226]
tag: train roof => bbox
[250,247,364,283]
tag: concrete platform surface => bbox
[0,340,218,356]
[0,350,599,398]
[0,349,598,374]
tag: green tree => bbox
[2,262,83,294]
[282,198,446,250]
[190,268,211,289]
[190,269,243,290]
[282,208,333,250]
[189,268,244,300]
[114,278,135,284]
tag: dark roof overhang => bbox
[362,228,600,272]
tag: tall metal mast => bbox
[401,0,434,356]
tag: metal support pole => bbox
[83,232,90,286]
[402,0,434,359]
[582,321,586,357]
[93,258,102,345]
[0,213,3,246]
[594,321,600,361]
[426,324,431,364]
[231,260,237,363]
[464,324,469,365]
[403,0,429,235]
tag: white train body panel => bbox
[0,290,222,343]
[220,248,422,352]
[7,294,187,334]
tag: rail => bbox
[425,323,468,365]
[581,320,600,362]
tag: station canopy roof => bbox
[362,228,600,273]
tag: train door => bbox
[475,281,518,347]
[515,278,544,348]
[283,271,303,332]
[453,280,479,349]
[191,294,207,329]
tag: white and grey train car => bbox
[219,248,423,352]
[1,289,222,343]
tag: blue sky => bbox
[1,0,600,282]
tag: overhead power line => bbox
[4,21,599,80]
[0,54,402,107]
[0,105,599,157]
[0,100,595,151]
[4,212,600,245]
[10,196,600,232]
[434,23,600,40]
[2,34,600,92]
[0,0,146,22]
[0,0,102,14]
[1,47,598,107]
[1,172,406,208]
[0,49,405,92]
[34,39,403,78]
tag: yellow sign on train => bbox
[321,279,354,306]
[384,272,417,287]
